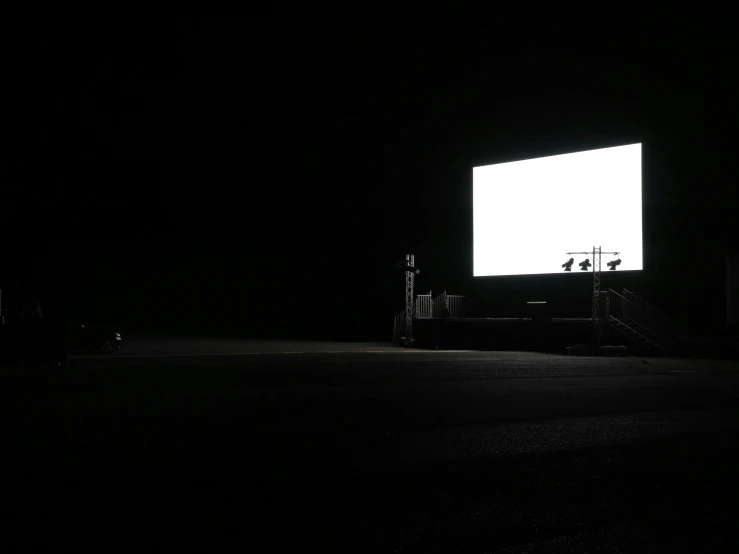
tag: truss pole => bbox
[566,247,618,356]
[405,254,415,341]
[592,246,602,355]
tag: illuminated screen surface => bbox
[473,143,642,277]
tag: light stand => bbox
[397,254,420,344]
[565,246,620,355]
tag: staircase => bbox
[621,289,677,337]
[605,289,678,354]
[607,315,664,353]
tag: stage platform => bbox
[445,318,592,323]
[413,317,595,352]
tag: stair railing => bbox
[621,289,677,337]
[607,289,674,347]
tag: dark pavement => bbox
[2,341,739,552]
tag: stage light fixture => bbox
[579,258,591,271]
[396,261,420,274]
[562,258,574,272]
[607,258,622,270]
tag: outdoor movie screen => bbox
[473,143,642,277]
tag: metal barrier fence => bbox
[430,291,466,318]
[621,289,676,335]
[447,294,465,318]
[393,292,467,342]
[417,292,468,320]
[415,295,433,319]
[393,310,406,342]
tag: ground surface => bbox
[2,339,739,552]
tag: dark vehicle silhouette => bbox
[65,320,122,353]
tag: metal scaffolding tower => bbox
[395,254,420,343]
[592,246,602,353]
[405,254,415,340]
[566,246,618,355]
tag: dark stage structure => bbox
[393,254,680,356]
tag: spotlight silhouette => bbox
[396,261,420,274]
[579,258,591,271]
[607,258,622,270]
[562,258,574,272]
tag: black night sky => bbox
[3,19,738,339]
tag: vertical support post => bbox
[592,246,602,355]
[405,254,415,341]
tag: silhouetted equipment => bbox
[562,258,574,271]
[396,260,420,275]
[607,258,622,270]
[579,258,591,271]
[566,247,619,355]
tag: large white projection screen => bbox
[473,143,642,277]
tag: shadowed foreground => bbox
[2,340,739,552]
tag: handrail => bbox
[622,309,663,340]
[622,288,675,327]
[621,289,679,340]
[609,316,660,350]
[607,289,675,347]
[393,309,406,342]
